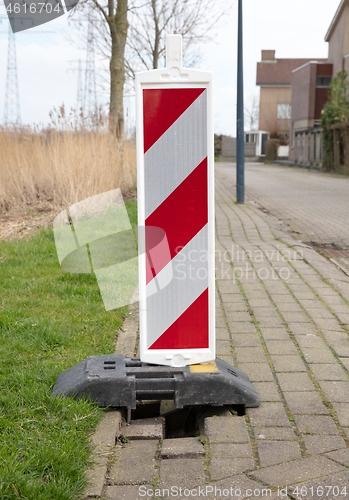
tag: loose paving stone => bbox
[210,458,255,481]
[159,458,205,490]
[252,382,281,401]
[210,443,253,458]
[238,362,274,382]
[294,415,339,435]
[270,355,307,372]
[310,363,349,381]
[108,441,158,485]
[344,428,349,439]
[247,403,291,427]
[250,455,346,487]
[289,470,349,500]
[122,417,165,440]
[283,391,329,415]
[332,403,349,426]
[276,372,315,392]
[205,416,250,443]
[317,381,349,402]
[105,485,144,500]
[257,441,301,467]
[303,435,346,454]
[160,438,204,459]
[325,448,349,466]
[253,427,297,441]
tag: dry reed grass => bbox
[0,121,137,214]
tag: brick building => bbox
[256,50,326,143]
[289,62,333,165]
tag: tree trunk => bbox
[109,0,128,146]
[151,0,160,69]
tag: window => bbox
[277,104,291,119]
[316,76,332,88]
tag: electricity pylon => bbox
[4,22,21,125]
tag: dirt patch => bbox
[0,202,56,241]
[0,189,137,242]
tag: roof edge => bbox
[325,0,348,42]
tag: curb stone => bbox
[84,303,139,499]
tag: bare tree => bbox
[125,0,228,78]
[72,0,128,144]
[69,0,228,144]
[244,94,259,131]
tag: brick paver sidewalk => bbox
[85,168,349,500]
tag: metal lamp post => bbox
[236,0,245,204]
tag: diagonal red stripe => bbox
[145,158,208,284]
[143,88,206,153]
[149,288,209,349]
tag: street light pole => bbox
[236,0,245,204]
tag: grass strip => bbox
[0,201,137,500]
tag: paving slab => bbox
[332,403,349,426]
[250,455,346,487]
[276,372,316,392]
[289,470,349,500]
[160,438,205,459]
[270,355,307,372]
[247,403,291,427]
[325,448,349,466]
[206,473,276,500]
[264,340,298,355]
[210,458,255,481]
[283,391,329,415]
[317,380,349,402]
[253,427,297,441]
[257,441,301,467]
[105,485,145,500]
[122,417,165,440]
[252,382,281,401]
[210,443,253,458]
[303,435,346,454]
[159,458,205,490]
[108,440,158,485]
[205,416,250,443]
[237,362,274,382]
[294,415,340,435]
[309,363,349,380]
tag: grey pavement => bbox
[85,164,349,500]
[216,162,349,250]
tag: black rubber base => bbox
[51,355,260,409]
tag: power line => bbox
[67,59,84,113]
[83,18,98,127]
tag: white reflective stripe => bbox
[144,90,207,219]
[145,224,208,347]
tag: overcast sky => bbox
[0,0,340,135]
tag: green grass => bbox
[0,201,137,500]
